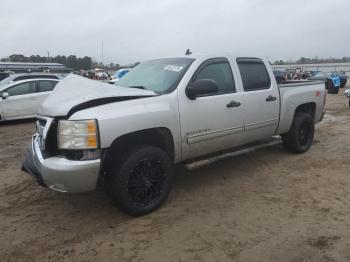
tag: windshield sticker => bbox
[164,65,184,72]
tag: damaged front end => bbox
[21,115,101,193]
[21,74,158,193]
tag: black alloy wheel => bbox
[106,146,174,216]
[298,122,311,147]
[282,113,315,153]
[126,158,166,208]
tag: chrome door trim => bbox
[187,126,244,144]
[244,119,278,131]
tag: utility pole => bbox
[101,41,104,65]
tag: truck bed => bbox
[276,80,326,135]
[278,80,325,88]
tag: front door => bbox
[1,81,37,119]
[179,58,244,160]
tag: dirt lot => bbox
[1,88,350,262]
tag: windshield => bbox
[116,58,194,94]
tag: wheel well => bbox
[101,127,175,174]
[295,102,316,119]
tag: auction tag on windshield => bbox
[164,65,183,72]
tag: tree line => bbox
[0,54,95,70]
[273,56,350,65]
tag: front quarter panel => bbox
[69,93,182,162]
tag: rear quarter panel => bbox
[277,82,325,135]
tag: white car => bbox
[0,78,59,121]
[0,73,62,85]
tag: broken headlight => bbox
[58,119,99,150]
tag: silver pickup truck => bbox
[22,53,326,216]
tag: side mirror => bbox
[2,92,9,99]
[185,79,219,100]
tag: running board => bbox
[185,137,282,171]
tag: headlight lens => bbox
[58,120,99,150]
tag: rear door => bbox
[0,81,37,119]
[179,58,244,159]
[236,58,279,142]
[35,80,58,106]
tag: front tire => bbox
[105,146,174,216]
[282,113,315,153]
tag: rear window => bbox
[237,58,271,91]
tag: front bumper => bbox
[21,134,101,193]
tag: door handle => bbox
[266,95,277,102]
[30,97,37,100]
[226,101,241,108]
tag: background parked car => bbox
[332,72,348,88]
[309,71,319,76]
[96,72,109,80]
[308,71,331,82]
[108,68,130,84]
[0,78,59,121]
[301,71,312,79]
[0,73,63,86]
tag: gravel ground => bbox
[0,87,350,262]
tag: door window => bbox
[37,80,57,92]
[6,82,35,96]
[237,59,271,91]
[193,61,236,95]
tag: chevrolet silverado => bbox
[22,53,326,216]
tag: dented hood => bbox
[38,74,156,117]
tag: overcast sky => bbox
[1,0,349,64]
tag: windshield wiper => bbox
[127,85,146,90]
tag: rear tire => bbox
[282,113,315,153]
[105,146,174,216]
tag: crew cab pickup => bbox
[22,54,326,216]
